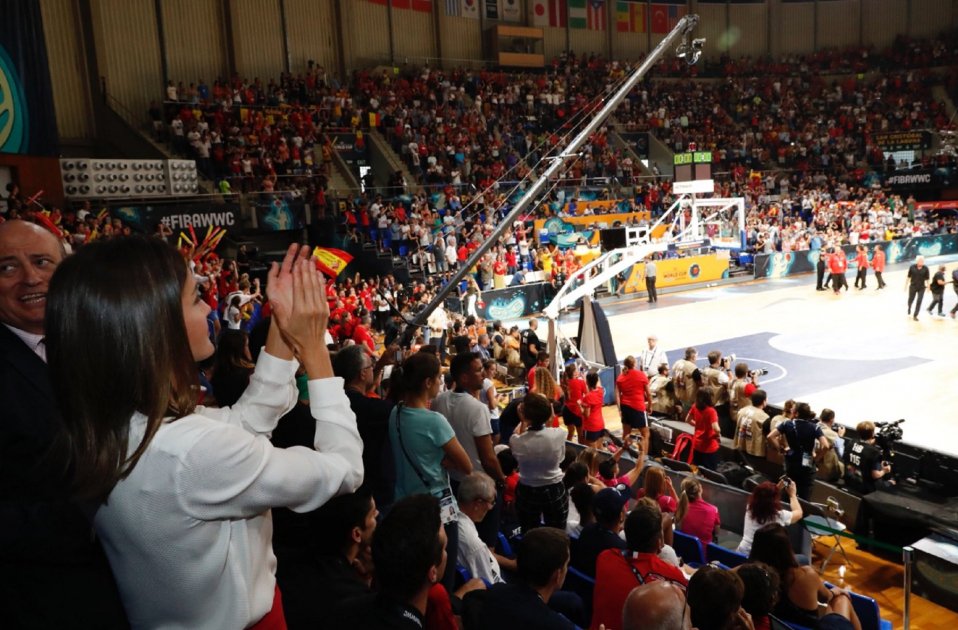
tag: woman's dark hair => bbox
[497,448,518,476]
[748,523,799,579]
[795,401,815,420]
[695,387,712,411]
[400,351,440,397]
[569,482,595,522]
[747,481,782,525]
[522,392,553,430]
[586,370,599,389]
[47,236,198,502]
[735,561,780,619]
[687,565,745,630]
[211,329,255,407]
[563,461,589,488]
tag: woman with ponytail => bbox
[560,363,586,443]
[675,476,721,545]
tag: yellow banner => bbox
[622,254,728,293]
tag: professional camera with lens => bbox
[875,419,905,457]
[749,368,769,378]
[721,353,736,369]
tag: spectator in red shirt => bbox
[527,351,550,390]
[616,356,652,456]
[579,371,606,448]
[591,499,688,630]
[686,389,721,471]
[853,245,869,290]
[560,364,587,443]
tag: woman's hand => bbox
[267,243,310,330]
[277,257,330,374]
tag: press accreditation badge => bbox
[438,487,458,525]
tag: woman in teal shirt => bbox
[389,352,471,591]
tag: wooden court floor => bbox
[568,256,958,458]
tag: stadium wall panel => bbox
[568,28,606,58]
[40,0,95,140]
[910,0,954,38]
[392,6,437,64]
[817,0,861,51]
[694,2,728,57]
[342,0,391,69]
[542,26,566,61]
[612,31,648,64]
[862,0,907,48]
[230,0,285,79]
[285,0,338,75]
[439,15,483,67]
[728,2,767,58]
[162,0,227,85]
[775,1,814,55]
[89,0,164,124]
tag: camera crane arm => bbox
[411,14,702,328]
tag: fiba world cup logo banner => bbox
[0,43,28,154]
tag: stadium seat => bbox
[825,583,892,630]
[706,542,748,568]
[672,530,707,566]
[562,565,595,620]
[697,465,730,486]
[496,531,514,557]
[661,457,694,473]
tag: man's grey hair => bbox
[457,471,495,504]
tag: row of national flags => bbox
[530,1,687,33]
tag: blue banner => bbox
[476,282,552,321]
[753,234,958,279]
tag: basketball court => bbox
[556,254,958,458]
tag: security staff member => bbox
[767,402,828,501]
[843,421,892,494]
[906,256,930,320]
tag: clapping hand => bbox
[279,256,329,360]
[267,243,310,330]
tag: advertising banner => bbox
[753,234,958,279]
[476,282,552,321]
[884,166,955,190]
[0,0,58,154]
[621,253,728,293]
[329,133,369,166]
[251,192,306,232]
[872,130,933,152]
[109,202,240,234]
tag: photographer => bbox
[728,362,759,423]
[843,421,894,494]
[767,402,828,501]
[702,351,733,438]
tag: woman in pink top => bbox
[675,477,721,545]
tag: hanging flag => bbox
[501,0,521,22]
[462,0,480,18]
[531,0,566,27]
[445,0,461,15]
[587,0,606,30]
[391,0,411,9]
[615,0,645,32]
[484,0,499,19]
[650,2,668,33]
[568,0,587,29]
[312,247,354,277]
[367,0,388,5]
[411,0,432,12]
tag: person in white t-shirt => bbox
[736,479,803,556]
[456,472,516,584]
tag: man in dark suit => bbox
[0,220,127,628]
